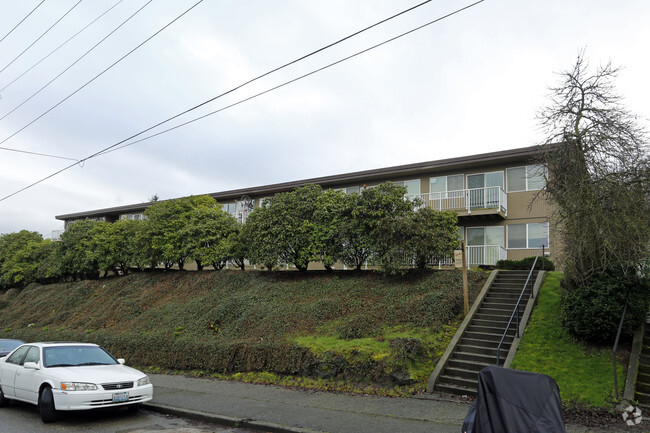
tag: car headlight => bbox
[137,376,150,387]
[60,382,97,391]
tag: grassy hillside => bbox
[0,269,487,395]
[511,272,627,408]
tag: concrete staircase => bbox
[429,270,541,396]
[633,313,650,411]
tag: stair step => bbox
[459,337,512,350]
[447,358,493,372]
[454,350,504,364]
[474,313,512,322]
[635,390,650,405]
[636,381,650,394]
[442,364,484,380]
[435,382,477,397]
[464,331,512,342]
[466,324,515,336]
[469,322,520,337]
[429,270,543,397]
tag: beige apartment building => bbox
[55,145,556,268]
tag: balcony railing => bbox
[467,245,507,266]
[408,186,507,216]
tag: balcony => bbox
[467,245,507,266]
[409,186,507,218]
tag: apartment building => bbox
[55,145,555,267]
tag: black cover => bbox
[462,366,566,433]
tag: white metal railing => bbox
[467,245,507,266]
[409,186,507,215]
[50,229,64,241]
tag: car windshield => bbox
[43,345,118,368]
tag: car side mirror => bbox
[117,358,125,365]
[23,361,40,370]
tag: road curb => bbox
[144,402,324,433]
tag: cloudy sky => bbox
[0,0,648,237]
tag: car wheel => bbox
[0,386,10,407]
[38,386,57,423]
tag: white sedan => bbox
[0,342,153,423]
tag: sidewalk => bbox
[144,374,625,433]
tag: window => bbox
[430,174,464,194]
[467,226,504,247]
[6,345,29,365]
[467,171,504,208]
[222,203,236,215]
[507,165,546,192]
[24,346,40,364]
[334,186,361,194]
[393,179,420,197]
[507,222,549,249]
[120,213,146,221]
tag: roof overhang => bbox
[55,145,541,221]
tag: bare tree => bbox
[537,51,650,286]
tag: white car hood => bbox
[48,364,144,385]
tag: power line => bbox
[0,0,83,75]
[0,0,46,46]
[0,0,485,202]
[0,0,203,149]
[0,0,126,94]
[0,146,78,162]
[103,0,486,157]
[0,0,428,155]
[0,0,152,121]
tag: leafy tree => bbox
[0,230,48,288]
[58,219,102,280]
[408,209,459,270]
[181,206,238,270]
[339,182,414,270]
[313,189,348,271]
[222,230,247,270]
[241,204,281,271]
[143,195,217,270]
[243,185,323,271]
[91,219,143,275]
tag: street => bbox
[0,401,257,433]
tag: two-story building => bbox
[55,145,556,268]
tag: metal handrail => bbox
[612,291,630,399]
[495,245,545,366]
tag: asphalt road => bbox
[0,401,257,433]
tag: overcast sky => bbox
[0,0,648,237]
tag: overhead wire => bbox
[0,0,203,149]
[0,0,84,75]
[100,0,486,157]
[0,0,126,94]
[0,0,46,46]
[0,146,78,161]
[0,0,430,158]
[0,0,153,121]
[0,0,485,202]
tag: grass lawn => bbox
[511,271,626,408]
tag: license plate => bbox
[112,392,129,403]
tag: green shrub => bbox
[560,267,650,343]
[497,256,555,271]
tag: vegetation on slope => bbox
[0,269,487,395]
[511,272,627,408]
